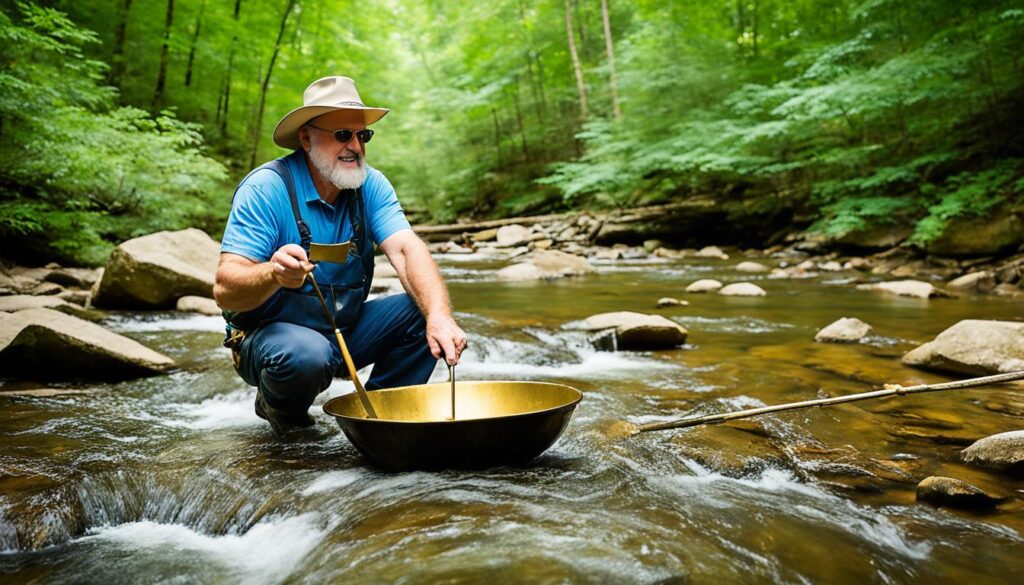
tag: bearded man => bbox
[214,76,467,436]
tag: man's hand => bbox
[270,244,314,289]
[427,313,468,366]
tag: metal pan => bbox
[323,381,582,471]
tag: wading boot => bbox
[254,392,315,437]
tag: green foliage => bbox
[0,2,227,266]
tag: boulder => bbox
[856,280,950,299]
[815,317,872,343]
[718,283,767,296]
[926,205,1024,256]
[495,224,532,248]
[93,228,220,309]
[902,320,1024,375]
[0,308,173,380]
[43,267,103,289]
[946,271,996,293]
[818,261,843,272]
[497,250,596,282]
[176,295,222,316]
[685,279,723,293]
[642,239,664,253]
[577,311,687,350]
[529,239,553,251]
[0,295,89,317]
[735,261,769,273]
[960,430,1024,473]
[915,476,1003,509]
[696,246,729,260]
[471,228,498,242]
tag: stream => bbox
[2,253,1023,583]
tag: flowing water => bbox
[2,253,1023,583]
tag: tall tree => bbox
[183,0,206,88]
[107,0,132,88]
[217,0,243,135]
[250,0,298,168]
[564,0,588,121]
[600,0,620,120]
[152,0,174,108]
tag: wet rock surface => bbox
[960,431,1024,474]
[815,317,872,343]
[901,320,1024,375]
[576,311,688,350]
[685,279,723,293]
[0,308,174,380]
[718,282,767,296]
[916,476,1004,509]
[497,250,596,281]
[856,280,951,299]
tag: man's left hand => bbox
[426,314,468,366]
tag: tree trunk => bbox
[600,0,621,120]
[564,0,588,121]
[184,0,206,88]
[751,0,759,59]
[108,0,132,87]
[250,0,298,168]
[512,76,530,163]
[152,0,174,108]
[491,107,503,169]
[218,0,243,135]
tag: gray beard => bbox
[309,137,366,190]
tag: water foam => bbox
[83,514,327,584]
[103,314,225,333]
[165,390,261,430]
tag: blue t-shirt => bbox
[221,151,411,263]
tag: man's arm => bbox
[214,245,313,312]
[379,229,467,365]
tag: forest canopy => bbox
[1,0,1021,265]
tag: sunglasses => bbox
[308,125,374,144]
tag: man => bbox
[214,76,467,436]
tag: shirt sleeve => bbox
[220,170,286,262]
[363,166,412,245]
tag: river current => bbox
[1,253,1022,583]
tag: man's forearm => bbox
[392,240,451,319]
[214,258,279,313]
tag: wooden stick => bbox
[637,371,1024,434]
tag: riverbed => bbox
[2,253,1023,583]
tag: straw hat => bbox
[272,76,390,150]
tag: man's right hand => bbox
[270,244,314,288]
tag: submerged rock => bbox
[901,320,1024,375]
[656,297,688,308]
[815,317,872,343]
[718,282,767,296]
[947,271,996,293]
[0,308,173,380]
[736,261,769,273]
[577,311,687,350]
[916,476,1003,509]
[856,280,952,299]
[93,228,220,309]
[176,295,222,316]
[960,430,1024,474]
[685,279,723,293]
[696,246,729,260]
[497,250,596,281]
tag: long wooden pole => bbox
[637,371,1024,433]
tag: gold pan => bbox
[323,381,582,471]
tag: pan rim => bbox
[322,380,583,424]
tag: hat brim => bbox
[273,105,390,150]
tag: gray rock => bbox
[696,246,729,259]
[497,250,596,281]
[93,228,220,309]
[718,282,767,296]
[902,320,1024,375]
[856,280,951,299]
[735,261,769,273]
[577,311,687,350]
[915,476,1003,509]
[43,267,103,289]
[960,430,1024,473]
[495,224,532,247]
[947,271,996,293]
[56,290,91,307]
[0,295,88,317]
[818,261,843,272]
[0,308,173,380]
[815,317,873,343]
[176,295,222,316]
[685,279,723,293]
[445,242,474,254]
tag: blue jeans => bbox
[236,293,436,415]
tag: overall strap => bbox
[265,159,312,252]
